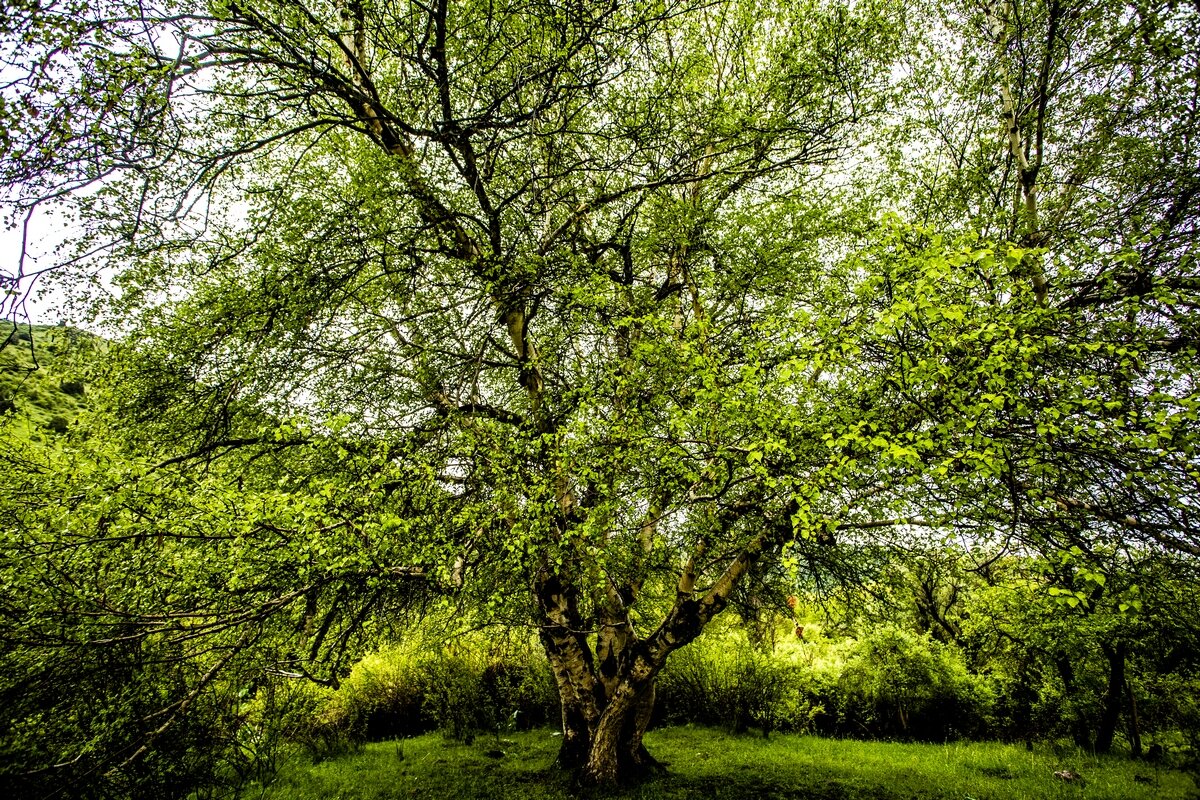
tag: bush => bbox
[60,379,86,397]
[419,651,489,742]
[0,640,249,800]
[657,632,823,735]
[244,680,361,766]
[289,624,993,753]
[318,646,428,742]
[836,626,992,740]
[310,638,556,746]
[478,648,558,731]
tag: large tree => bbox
[3,0,909,785]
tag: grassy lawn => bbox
[243,727,1196,800]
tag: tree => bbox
[2,0,911,787]
[2,0,1199,792]
[880,0,1200,555]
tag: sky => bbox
[1,203,98,329]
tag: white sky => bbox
[1,203,102,328]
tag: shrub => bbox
[247,680,360,766]
[656,632,823,735]
[322,646,428,741]
[0,640,249,800]
[309,638,556,746]
[419,651,489,741]
[60,379,86,397]
[836,626,991,740]
[478,648,558,731]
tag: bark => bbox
[581,680,658,784]
[1055,655,1092,750]
[537,540,765,784]
[1127,681,1142,758]
[1096,641,1127,754]
[985,0,1052,303]
[542,577,662,782]
[534,564,603,770]
[1012,659,1038,751]
[543,639,660,782]
[555,690,592,771]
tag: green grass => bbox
[0,323,98,437]
[241,727,1196,800]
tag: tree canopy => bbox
[1,0,1199,792]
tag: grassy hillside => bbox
[0,323,99,437]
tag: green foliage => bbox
[307,638,557,749]
[0,634,251,800]
[3,0,1200,790]
[656,631,823,735]
[837,626,991,740]
[654,624,993,742]
[0,323,97,436]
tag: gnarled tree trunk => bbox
[536,568,663,783]
[531,504,787,785]
[581,680,656,783]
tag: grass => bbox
[240,727,1197,800]
[0,323,98,437]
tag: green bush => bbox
[419,651,490,742]
[60,379,86,397]
[0,640,248,800]
[310,639,556,746]
[478,647,558,731]
[319,646,427,742]
[836,626,992,740]
[656,633,823,735]
[240,679,360,767]
[281,624,1003,759]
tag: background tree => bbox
[878,0,1200,555]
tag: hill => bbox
[0,323,100,436]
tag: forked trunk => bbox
[547,649,659,782]
[581,682,657,784]
[533,494,789,785]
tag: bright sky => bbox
[1,206,82,327]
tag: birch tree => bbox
[2,0,905,785]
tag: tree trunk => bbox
[1127,681,1142,758]
[533,493,791,785]
[580,680,658,784]
[554,691,592,771]
[1055,655,1092,750]
[1096,641,1126,754]
[541,606,661,782]
[534,568,602,771]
